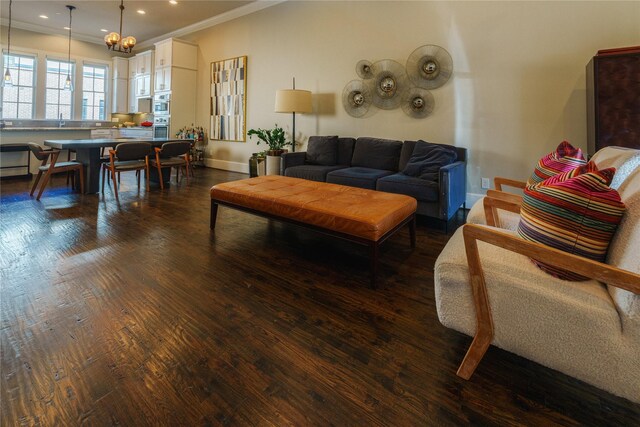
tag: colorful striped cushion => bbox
[518,168,626,281]
[527,140,586,186]
[532,160,598,188]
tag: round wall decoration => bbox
[369,59,408,110]
[401,87,435,118]
[355,60,374,79]
[406,45,453,90]
[342,80,372,118]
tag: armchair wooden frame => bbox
[458,218,640,380]
[30,146,84,200]
[152,146,191,191]
[102,149,150,200]
[494,176,527,192]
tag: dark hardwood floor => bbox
[1,169,638,426]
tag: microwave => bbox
[154,93,170,114]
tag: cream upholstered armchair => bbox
[434,148,640,403]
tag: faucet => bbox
[59,113,65,128]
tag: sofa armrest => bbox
[282,152,307,170]
[456,223,640,380]
[439,161,466,220]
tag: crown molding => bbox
[136,0,287,49]
[1,0,287,52]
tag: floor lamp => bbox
[275,78,312,152]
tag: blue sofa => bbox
[282,136,467,222]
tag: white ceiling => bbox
[0,1,276,49]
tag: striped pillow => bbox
[518,168,626,281]
[532,160,598,188]
[527,140,586,186]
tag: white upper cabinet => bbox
[154,38,197,71]
[135,51,153,75]
[112,57,128,80]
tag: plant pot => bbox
[267,149,284,156]
[266,155,282,175]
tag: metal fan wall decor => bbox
[343,45,452,118]
[342,80,372,118]
[356,60,373,79]
[406,44,453,90]
[402,87,434,118]
[369,60,408,110]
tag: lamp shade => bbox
[274,89,312,113]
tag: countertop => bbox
[0,127,101,131]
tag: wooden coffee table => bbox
[210,175,417,287]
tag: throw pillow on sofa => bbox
[351,137,403,171]
[306,136,339,166]
[402,141,457,181]
[528,140,586,186]
[518,167,626,281]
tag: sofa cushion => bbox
[466,197,521,231]
[326,167,395,190]
[306,136,338,166]
[336,137,356,166]
[528,140,586,185]
[402,142,458,181]
[518,168,626,280]
[376,173,439,202]
[285,164,346,182]
[351,137,403,171]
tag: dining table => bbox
[44,138,193,194]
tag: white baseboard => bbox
[204,158,249,174]
[466,192,483,208]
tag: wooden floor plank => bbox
[1,170,638,426]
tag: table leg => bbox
[75,148,101,194]
[210,201,219,230]
[369,242,379,289]
[409,215,416,248]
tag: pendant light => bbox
[105,0,136,53]
[63,5,75,91]
[3,0,14,87]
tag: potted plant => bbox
[247,125,291,156]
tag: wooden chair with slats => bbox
[101,142,152,199]
[149,141,192,190]
[28,142,84,200]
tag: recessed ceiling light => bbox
[100,29,108,32]
[137,9,146,14]
[169,0,178,4]
[63,26,70,30]
[39,15,49,19]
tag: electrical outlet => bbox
[481,177,490,189]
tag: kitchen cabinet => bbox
[135,74,152,97]
[112,58,129,113]
[135,51,153,75]
[119,127,153,138]
[128,56,138,79]
[154,67,171,92]
[154,39,197,71]
[112,77,128,113]
[91,128,119,139]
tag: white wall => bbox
[187,1,639,199]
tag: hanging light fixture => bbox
[105,0,136,53]
[63,5,75,91]
[3,0,14,87]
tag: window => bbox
[82,64,107,120]
[45,59,74,119]
[1,53,36,119]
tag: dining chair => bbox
[149,141,192,190]
[28,142,84,200]
[101,142,152,199]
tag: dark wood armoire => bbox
[586,46,640,155]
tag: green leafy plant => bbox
[247,125,291,154]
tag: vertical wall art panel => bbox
[210,56,247,142]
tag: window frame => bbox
[81,62,108,121]
[1,51,37,119]
[44,57,76,120]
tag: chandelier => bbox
[104,0,136,53]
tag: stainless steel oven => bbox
[153,116,169,138]
[153,93,170,115]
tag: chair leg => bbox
[30,171,43,197]
[101,165,106,194]
[78,166,84,194]
[137,169,141,188]
[157,164,164,190]
[111,168,119,199]
[36,169,53,201]
[145,167,150,192]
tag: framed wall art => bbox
[210,55,247,141]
